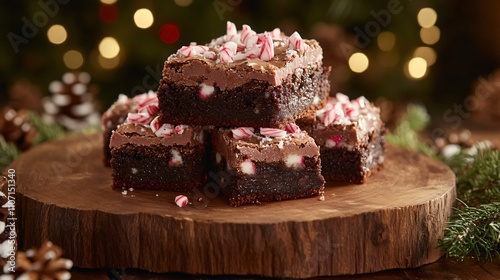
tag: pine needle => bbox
[0,135,20,171]
[28,112,66,145]
[439,202,500,261]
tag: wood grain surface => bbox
[69,257,500,280]
[9,133,456,278]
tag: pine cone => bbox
[0,182,11,268]
[8,81,43,113]
[43,72,100,131]
[0,107,38,151]
[9,241,73,280]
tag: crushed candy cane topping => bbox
[174,21,309,63]
[121,91,188,138]
[315,93,372,127]
[231,124,304,140]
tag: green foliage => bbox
[0,135,20,171]
[28,112,66,145]
[386,104,434,156]
[386,103,500,261]
[439,202,500,261]
[442,149,500,207]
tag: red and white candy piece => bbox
[134,91,157,107]
[285,123,301,134]
[226,21,237,36]
[240,24,256,45]
[138,103,159,116]
[245,46,260,59]
[353,96,368,109]
[175,125,186,134]
[335,93,350,104]
[151,116,174,137]
[285,154,304,168]
[126,112,151,125]
[175,195,188,207]
[220,45,234,63]
[260,128,287,138]
[288,32,307,52]
[322,102,344,126]
[259,33,274,61]
[192,45,209,53]
[325,135,343,148]
[240,160,256,175]
[224,42,237,55]
[232,127,254,139]
[199,83,215,99]
[245,35,259,49]
[271,28,281,39]
[178,46,196,58]
[343,103,360,118]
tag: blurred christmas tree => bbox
[0,0,488,115]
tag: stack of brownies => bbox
[102,22,386,207]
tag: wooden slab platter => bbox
[8,133,456,278]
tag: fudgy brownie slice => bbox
[101,91,155,166]
[211,125,325,207]
[298,93,386,184]
[158,21,330,128]
[110,122,206,192]
[107,92,206,191]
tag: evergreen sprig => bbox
[386,104,434,156]
[28,112,66,145]
[442,148,500,207]
[0,135,20,171]
[439,202,500,261]
[387,103,500,261]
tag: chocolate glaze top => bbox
[110,123,204,149]
[213,128,319,170]
[164,22,324,90]
[312,94,384,148]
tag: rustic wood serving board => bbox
[9,133,456,278]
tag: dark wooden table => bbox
[70,257,500,280]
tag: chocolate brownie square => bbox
[106,91,206,191]
[298,93,386,184]
[157,22,330,128]
[110,122,206,192]
[211,125,325,207]
[101,91,156,166]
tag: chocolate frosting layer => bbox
[164,40,323,90]
[312,97,383,148]
[110,123,203,149]
[213,129,319,171]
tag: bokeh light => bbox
[98,54,120,69]
[174,0,193,7]
[417,8,438,28]
[377,32,396,52]
[420,26,440,45]
[99,4,119,23]
[47,24,67,44]
[348,52,369,73]
[407,57,427,79]
[100,0,117,4]
[63,50,84,69]
[99,37,120,59]
[414,46,437,66]
[160,23,180,44]
[134,8,154,29]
